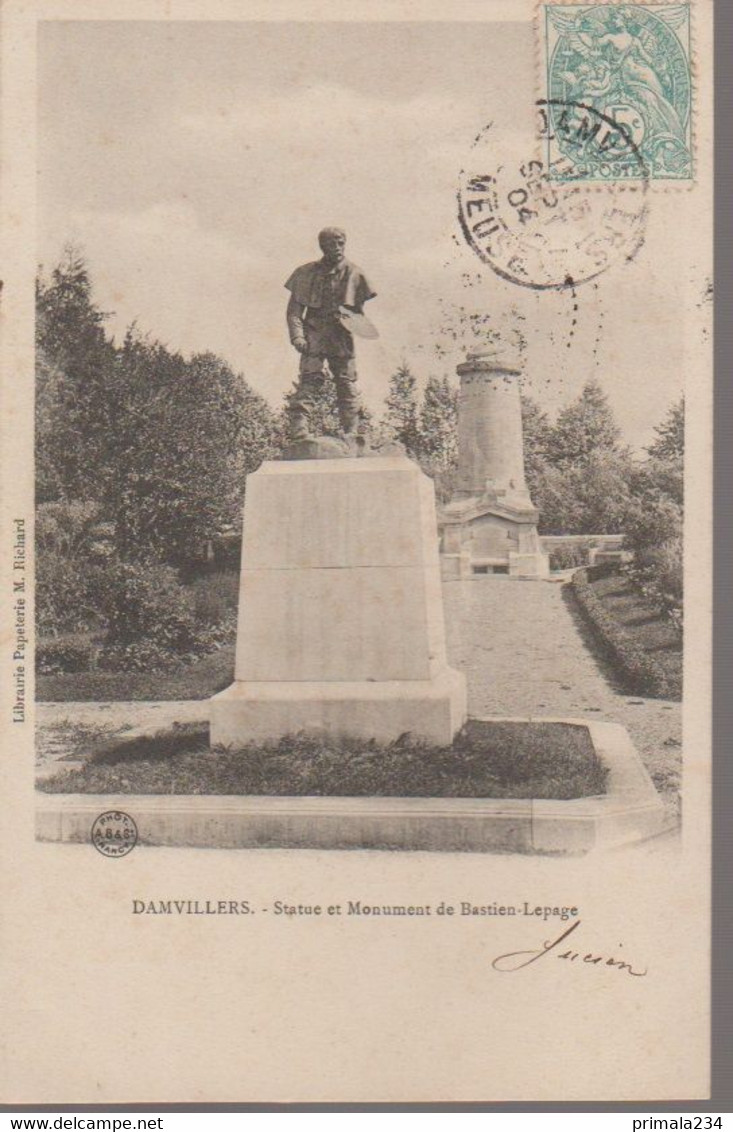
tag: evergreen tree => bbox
[520,394,554,501]
[36,246,116,502]
[36,347,67,504]
[533,452,635,535]
[104,333,277,564]
[36,252,279,566]
[548,380,621,469]
[646,397,684,461]
[525,384,638,535]
[418,375,458,476]
[381,363,420,455]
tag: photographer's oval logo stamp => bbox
[91,811,138,857]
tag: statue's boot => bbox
[339,409,371,457]
[338,405,361,437]
[288,408,312,442]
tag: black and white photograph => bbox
[1,0,714,1105]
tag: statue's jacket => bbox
[284,259,376,316]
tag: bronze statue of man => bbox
[285,228,376,440]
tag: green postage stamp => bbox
[541,3,693,181]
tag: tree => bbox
[628,456,683,509]
[36,253,280,567]
[623,488,684,626]
[623,400,685,626]
[103,334,278,564]
[36,245,109,365]
[381,363,420,455]
[36,247,116,502]
[418,375,458,473]
[36,347,67,504]
[36,500,105,635]
[547,380,621,469]
[520,395,554,502]
[646,397,684,461]
[533,451,635,535]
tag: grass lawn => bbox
[38,719,607,800]
[586,573,682,693]
[36,643,235,702]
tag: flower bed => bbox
[571,569,681,699]
[38,719,607,801]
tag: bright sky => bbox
[38,20,695,449]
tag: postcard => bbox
[0,0,713,1104]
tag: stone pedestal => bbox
[441,352,549,579]
[210,456,467,746]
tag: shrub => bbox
[548,542,593,571]
[37,553,93,638]
[624,495,682,556]
[572,569,673,697]
[585,562,622,583]
[37,634,97,675]
[649,538,683,614]
[188,571,239,626]
[36,500,103,636]
[95,561,223,672]
[533,453,634,535]
[99,562,195,646]
[99,639,191,674]
[621,466,684,630]
[625,536,683,630]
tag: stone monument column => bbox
[454,354,531,505]
[442,351,549,579]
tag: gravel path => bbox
[37,577,681,805]
[444,577,681,806]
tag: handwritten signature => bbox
[492,921,648,976]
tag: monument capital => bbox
[456,350,521,378]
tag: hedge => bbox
[548,543,592,571]
[37,634,98,676]
[571,569,678,699]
